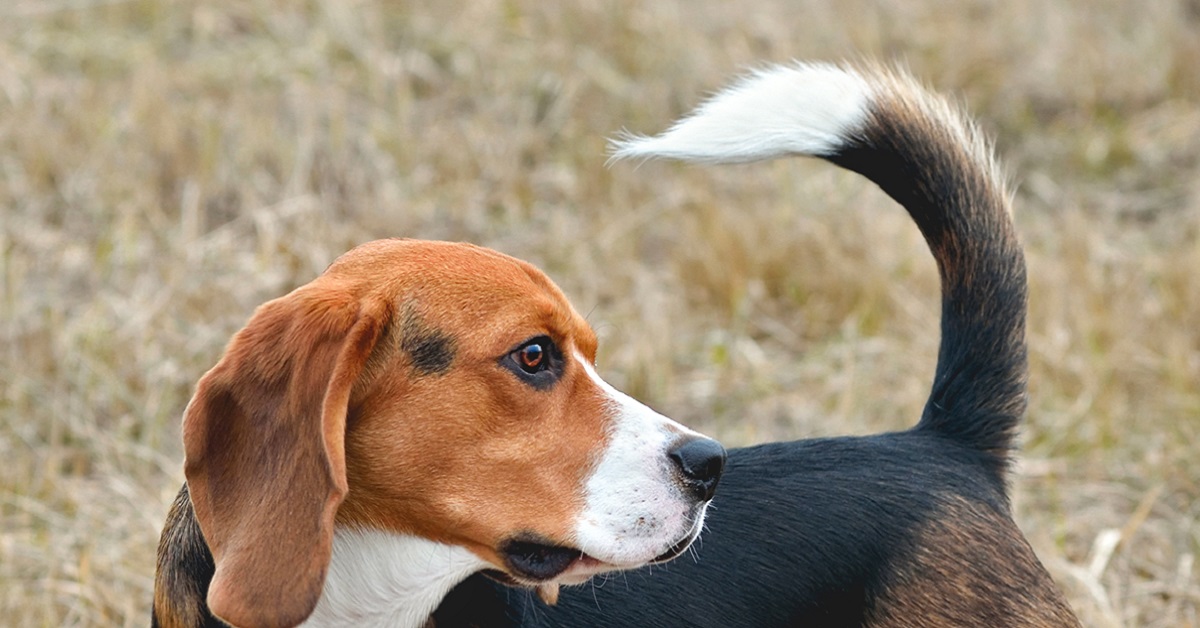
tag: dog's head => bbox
[180,239,724,627]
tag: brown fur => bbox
[868,496,1081,627]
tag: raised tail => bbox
[611,62,1027,475]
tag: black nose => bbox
[668,437,726,502]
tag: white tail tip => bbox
[609,62,873,164]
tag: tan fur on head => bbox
[177,239,607,626]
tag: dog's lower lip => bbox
[501,540,597,582]
[501,524,699,582]
[650,531,696,564]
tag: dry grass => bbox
[1,0,1197,625]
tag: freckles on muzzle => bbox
[563,352,726,571]
[569,432,725,567]
[490,431,725,584]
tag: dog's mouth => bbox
[496,523,702,585]
[498,539,599,582]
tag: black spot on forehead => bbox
[401,309,456,376]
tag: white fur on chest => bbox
[301,528,488,628]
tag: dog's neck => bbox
[301,528,489,628]
[155,488,488,628]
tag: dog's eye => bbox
[516,342,546,373]
[501,336,561,390]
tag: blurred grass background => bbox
[1,0,1197,625]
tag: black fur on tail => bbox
[827,73,1027,477]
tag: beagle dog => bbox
[154,60,1081,628]
[431,63,1083,625]
[152,240,726,627]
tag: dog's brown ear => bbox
[182,284,386,628]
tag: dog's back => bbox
[435,63,1078,627]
